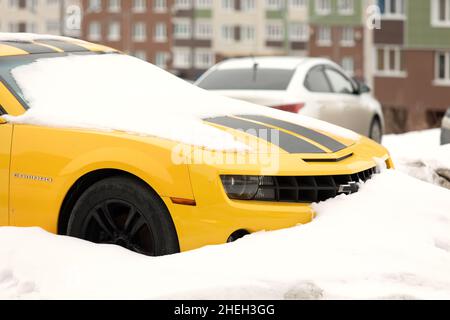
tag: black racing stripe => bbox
[205,116,325,154]
[0,41,57,54]
[238,115,347,152]
[34,40,89,52]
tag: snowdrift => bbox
[1,170,449,300]
[384,130,450,189]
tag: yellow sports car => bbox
[0,34,393,256]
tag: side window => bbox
[324,68,355,94]
[304,66,333,93]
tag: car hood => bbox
[201,113,357,156]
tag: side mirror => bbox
[359,82,371,94]
[353,78,371,94]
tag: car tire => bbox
[67,176,179,256]
[369,118,383,143]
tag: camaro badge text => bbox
[14,173,53,183]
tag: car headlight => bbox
[220,175,260,200]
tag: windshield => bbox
[197,68,295,91]
[0,52,97,108]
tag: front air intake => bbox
[252,167,377,203]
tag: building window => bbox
[195,21,212,40]
[221,25,235,42]
[174,20,192,39]
[242,0,256,12]
[134,50,147,61]
[317,26,331,46]
[155,52,170,68]
[222,0,234,10]
[195,49,215,69]
[154,0,167,12]
[88,21,101,41]
[132,0,147,12]
[375,46,406,76]
[289,23,309,41]
[242,25,256,42]
[173,48,192,68]
[337,0,354,15]
[432,0,450,27]
[108,0,121,12]
[266,22,284,41]
[341,57,354,76]
[174,0,193,10]
[88,0,102,12]
[340,27,354,46]
[154,23,167,42]
[315,0,331,15]
[378,0,405,19]
[266,0,284,10]
[195,0,212,9]
[133,50,147,61]
[435,52,450,84]
[133,22,147,42]
[289,0,307,9]
[108,22,121,41]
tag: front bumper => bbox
[167,138,392,252]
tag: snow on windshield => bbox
[4,54,359,150]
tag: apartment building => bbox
[171,0,215,79]
[81,0,173,69]
[308,0,368,79]
[212,0,309,60]
[373,0,450,132]
[0,0,81,36]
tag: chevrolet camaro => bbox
[0,34,394,256]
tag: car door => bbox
[0,105,12,225]
[302,65,337,117]
[320,66,370,135]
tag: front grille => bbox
[254,167,377,203]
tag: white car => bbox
[196,57,384,143]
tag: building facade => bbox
[0,0,81,36]
[171,0,214,79]
[308,0,368,79]
[81,0,173,69]
[374,0,450,132]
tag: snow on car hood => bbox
[4,54,360,151]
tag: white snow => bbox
[0,33,95,46]
[1,168,449,300]
[384,129,450,189]
[4,54,360,150]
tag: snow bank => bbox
[1,170,449,300]
[4,54,359,150]
[384,130,450,188]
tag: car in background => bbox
[196,57,384,143]
[442,108,450,145]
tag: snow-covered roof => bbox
[0,32,82,43]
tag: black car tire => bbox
[369,118,383,143]
[67,176,179,256]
